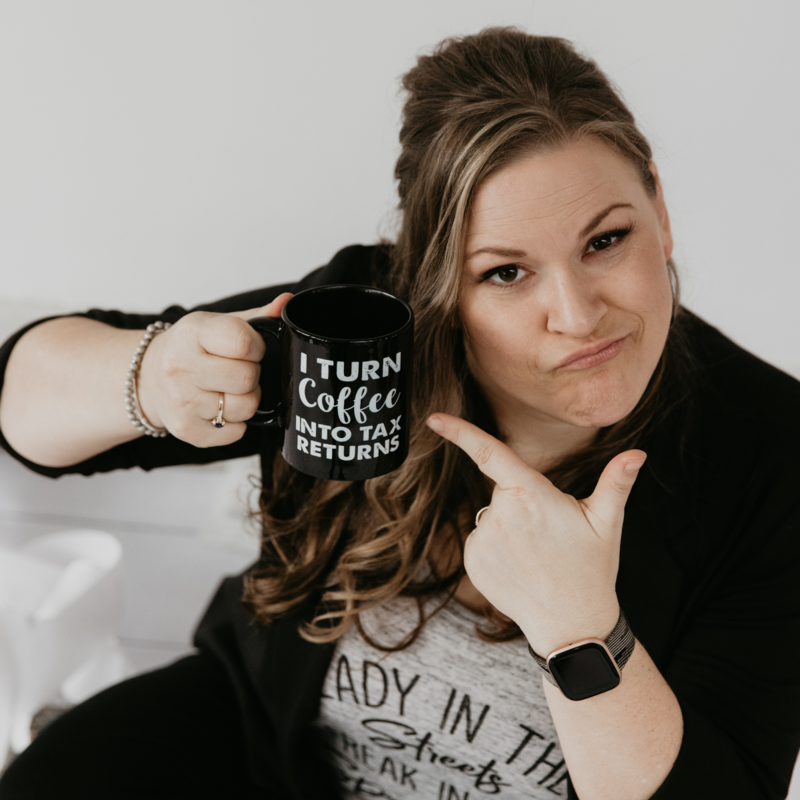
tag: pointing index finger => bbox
[427,413,538,491]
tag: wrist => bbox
[131,327,167,431]
[521,600,620,657]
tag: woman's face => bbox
[459,138,674,435]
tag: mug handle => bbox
[246,316,284,427]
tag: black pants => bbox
[0,653,269,800]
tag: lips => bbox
[557,337,627,370]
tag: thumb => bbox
[231,292,293,321]
[582,450,647,535]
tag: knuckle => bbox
[175,310,202,331]
[240,392,260,419]
[166,385,193,412]
[161,350,186,381]
[610,480,630,497]
[163,363,182,383]
[185,310,209,323]
[473,442,494,468]
[240,361,260,392]
[224,362,259,396]
[230,322,254,360]
[176,312,209,343]
[169,419,194,442]
[199,315,249,359]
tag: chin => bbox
[563,376,645,429]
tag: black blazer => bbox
[2,244,800,799]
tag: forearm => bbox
[544,639,682,800]
[0,317,147,467]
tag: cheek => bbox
[462,314,556,411]
[464,319,511,370]
[605,244,673,342]
[638,266,674,354]
[462,301,539,376]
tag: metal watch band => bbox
[527,609,635,686]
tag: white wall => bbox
[0,0,798,371]
[2,4,800,783]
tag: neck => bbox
[495,411,599,474]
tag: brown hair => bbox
[243,27,695,646]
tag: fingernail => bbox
[624,459,646,476]
[427,415,444,432]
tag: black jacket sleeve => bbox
[654,501,800,799]
[0,244,388,478]
[633,319,800,800]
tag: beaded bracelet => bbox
[124,321,172,438]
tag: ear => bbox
[648,161,673,261]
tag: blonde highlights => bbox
[242,28,694,646]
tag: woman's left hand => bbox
[427,413,647,656]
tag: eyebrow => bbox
[465,245,527,261]
[465,202,635,261]
[578,203,635,238]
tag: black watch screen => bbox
[548,641,621,701]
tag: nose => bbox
[542,268,607,338]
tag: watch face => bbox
[548,641,620,701]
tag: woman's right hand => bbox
[136,293,293,448]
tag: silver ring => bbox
[475,506,491,527]
[212,393,226,429]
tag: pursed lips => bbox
[556,336,628,370]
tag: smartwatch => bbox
[527,610,635,701]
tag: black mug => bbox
[247,285,414,481]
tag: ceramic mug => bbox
[247,284,414,481]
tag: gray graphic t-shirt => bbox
[315,595,568,798]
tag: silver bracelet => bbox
[124,321,172,438]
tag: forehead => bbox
[467,139,647,242]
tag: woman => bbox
[1,27,800,800]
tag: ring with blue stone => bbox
[212,393,226,429]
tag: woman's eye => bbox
[486,265,523,284]
[586,227,632,253]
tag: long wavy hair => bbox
[243,27,695,647]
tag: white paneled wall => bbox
[0,450,260,676]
